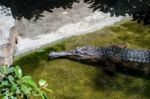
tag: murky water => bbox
[14,22,150,99]
[15,49,150,99]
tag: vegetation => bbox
[14,21,150,99]
[0,65,51,99]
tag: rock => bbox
[0,6,18,66]
[15,0,126,55]
[0,27,18,66]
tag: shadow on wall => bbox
[84,0,150,25]
[0,0,79,20]
[0,0,149,25]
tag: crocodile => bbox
[48,45,150,73]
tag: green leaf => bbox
[11,82,17,91]
[0,77,3,82]
[21,76,32,80]
[21,76,37,88]
[39,79,47,87]
[0,66,8,74]
[8,75,14,82]
[0,72,3,77]
[21,85,30,94]
[10,96,17,99]
[16,88,21,94]
[0,83,4,88]
[14,66,22,79]
[7,92,13,96]
[2,66,8,73]
[2,96,9,99]
[41,92,48,99]
[7,67,15,74]
[2,81,10,86]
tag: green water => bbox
[14,22,150,99]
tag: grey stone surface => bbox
[15,0,126,54]
[0,27,18,66]
[15,0,93,38]
[0,6,17,66]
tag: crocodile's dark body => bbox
[48,46,150,72]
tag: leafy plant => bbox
[0,65,52,99]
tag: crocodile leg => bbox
[102,60,116,75]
